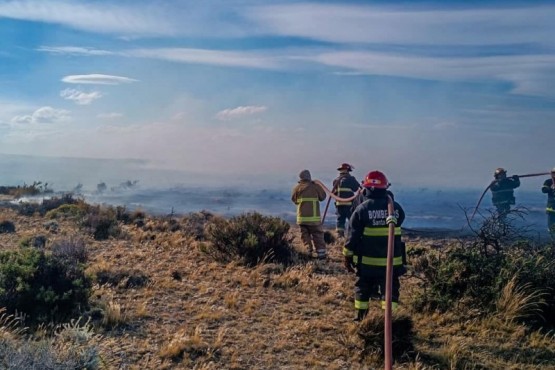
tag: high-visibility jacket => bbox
[490,176,520,207]
[542,178,555,213]
[291,180,326,225]
[343,194,406,275]
[332,174,359,207]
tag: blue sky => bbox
[1,0,554,189]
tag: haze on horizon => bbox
[1,0,554,190]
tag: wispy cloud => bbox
[62,74,138,85]
[127,48,284,70]
[97,112,124,119]
[60,88,103,105]
[38,46,114,56]
[0,0,176,36]
[247,3,555,47]
[11,106,70,124]
[216,106,267,121]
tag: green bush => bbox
[205,212,293,266]
[45,204,86,220]
[0,242,91,324]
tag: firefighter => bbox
[343,171,406,321]
[332,163,360,237]
[490,168,520,217]
[541,167,555,238]
[291,170,327,259]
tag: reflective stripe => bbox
[297,216,321,222]
[352,255,403,266]
[355,300,369,309]
[363,227,402,236]
[335,201,352,206]
[338,187,354,193]
[547,207,555,213]
[296,197,320,223]
[381,301,399,310]
[343,247,353,256]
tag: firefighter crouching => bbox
[343,170,406,321]
[291,170,327,259]
[332,163,360,237]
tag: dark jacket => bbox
[291,180,326,225]
[332,173,359,207]
[490,176,520,206]
[344,191,406,275]
[542,178,555,213]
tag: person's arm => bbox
[511,175,520,188]
[317,183,326,201]
[344,207,363,272]
[291,187,298,204]
[542,180,552,194]
[489,180,500,191]
[395,203,405,226]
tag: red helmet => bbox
[362,171,389,189]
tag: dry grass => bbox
[496,276,547,323]
[1,206,555,369]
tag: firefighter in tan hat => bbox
[291,170,327,259]
[332,163,360,237]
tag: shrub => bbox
[0,246,91,324]
[81,206,120,240]
[181,211,214,240]
[411,210,555,327]
[19,235,47,249]
[45,204,86,220]
[204,212,293,266]
[0,220,15,233]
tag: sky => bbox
[1,0,554,190]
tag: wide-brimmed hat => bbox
[337,163,354,172]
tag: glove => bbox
[344,256,355,273]
[386,215,398,225]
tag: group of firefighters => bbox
[292,164,555,321]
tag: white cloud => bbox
[60,88,103,105]
[97,112,124,119]
[0,0,176,36]
[62,74,138,85]
[11,106,70,124]
[37,46,114,56]
[247,4,555,47]
[216,106,267,121]
[127,48,283,70]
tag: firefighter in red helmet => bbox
[332,163,360,237]
[343,170,406,321]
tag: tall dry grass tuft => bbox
[354,309,415,362]
[496,276,547,323]
[159,325,224,363]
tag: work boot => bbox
[353,309,368,322]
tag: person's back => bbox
[332,163,359,236]
[490,168,520,213]
[291,170,327,258]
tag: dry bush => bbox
[355,310,415,363]
[0,219,15,234]
[81,205,120,240]
[159,325,224,363]
[180,211,214,240]
[94,268,150,288]
[19,235,47,249]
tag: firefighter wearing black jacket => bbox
[490,168,520,216]
[332,163,360,237]
[541,167,555,238]
[343,171,406,321]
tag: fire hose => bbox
[469,171,550,222]
[312,179,362,225]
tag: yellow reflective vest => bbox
[291,180,326,225]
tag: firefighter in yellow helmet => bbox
[291,170,327,259]
[332,163,360,237]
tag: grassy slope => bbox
[1,206,554,369]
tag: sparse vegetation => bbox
[80,205,120,240]
[0,181,52,198]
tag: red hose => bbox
[384,194,395,370]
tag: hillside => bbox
[0,200,554,369]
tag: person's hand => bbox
[512,175,519,180]
[344,256,355,273]
[386,215,398,225]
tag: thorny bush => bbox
[411,209,555,327]
[205,212,294,266]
